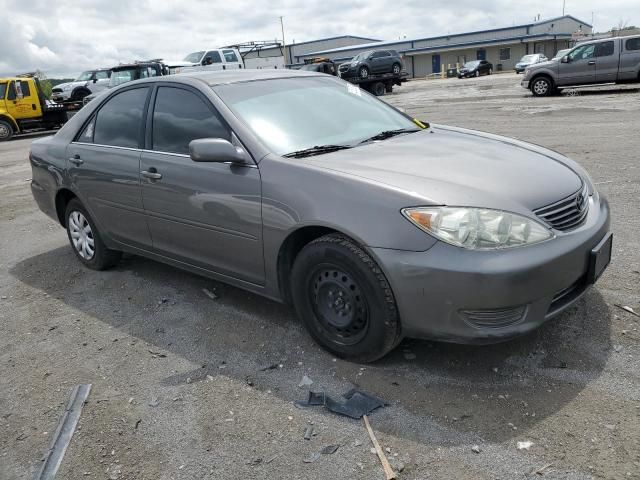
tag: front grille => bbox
[534,183,589,231]
[460,306,527,329]
[547,275,588,316]
[52,88,63,93]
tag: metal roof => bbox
[301,15,592,57]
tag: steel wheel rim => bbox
[360,68,369,78]
[309,265,369,345]
[0,124,9,138]
[534,80,548,95]
[393,64,400,74]
[68,211,95,260]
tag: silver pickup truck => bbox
[522,35,640,96]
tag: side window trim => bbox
[72,85,152,148]
[145,83,233,154]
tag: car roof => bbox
[173,68,324,86]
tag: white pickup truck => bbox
[166,48,244,74]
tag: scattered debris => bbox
[353,439,363,447]
[303,451,321,463]
[613,345,623,353]
[148,350,167,358]
[202,288,218,300]
[535,463,554,475]
[517,440,534,450]
[295,389,387,419]
[298,375,313,388]
[247,457,263,466]
[303,426,314,440]
[363,415,396,480]
[471,445,482,454]
[321,445,340,455]
[614,304,639,317]
[134,419,142,430]
[148,397,159,407]
[260,363,279,371]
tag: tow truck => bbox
[0,74,82,141]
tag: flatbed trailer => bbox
[340,71,408,96]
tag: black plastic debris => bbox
[295,389,387,419]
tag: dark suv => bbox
[339,50,403,79]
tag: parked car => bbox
[552,48,572,60]
[457,60,493,78]
[51,69,111,102]
[166,48,243,73]
[83,61,169,105]
[339,50,403,79]
[29,69,611,362]
[515,53,548,73]
[522,35,640,96]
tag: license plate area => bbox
[587,232,612,284]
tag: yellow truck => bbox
[0,76,80,141]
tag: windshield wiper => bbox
[283,144,352,158]
[359,128,421,144]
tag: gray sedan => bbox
[29,69,611,362]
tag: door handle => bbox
[588,60,596,65]
[141,169,162,180]
[69,154,84,166]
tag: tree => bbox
[34,69,53,99]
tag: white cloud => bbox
[0,0,637,77]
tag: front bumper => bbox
[521,79,531,89]
[51,90,71,102]
[371,196,611,344]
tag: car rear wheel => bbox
[474,70,480,77]
[290,234,402,363]
[489,68,493,75]
[359,66,369,79]
[392,63,401,75]
[531,76,553,97]
[0,120,14,141]
[65,199,121,270]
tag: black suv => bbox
[339,50,403,79]
[457,60,493,78]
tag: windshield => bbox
[463,61,480,68]
[76,71,93,81]
[519,55,537,63]
[183,51,205,63]
[351,51,371,62]
[214,76,418,156]
[0,82,6,99]
[109,69,136,87]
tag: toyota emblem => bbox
[576,193,584,211]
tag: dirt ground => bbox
[1,73,639,480]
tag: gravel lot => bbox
[1,72,639,480]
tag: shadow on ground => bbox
[10,246,612,445]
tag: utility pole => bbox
[280,16,287,67]
[562,0,565,16]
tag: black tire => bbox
[531,76,553,97]
[392,63,401,75]
[385,83,393,93]
[0,119,14,141]
[65,198,121,270]
[488,68,493,75]
[474,70,480,77]
[358,66,369,79]
[372,82,385,96]
[71,89,90,101]
[290,234,402,363]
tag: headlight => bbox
[62,85,72,91]
[402,207,553,250]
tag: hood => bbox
[305,126,583,214]
[164,59,194,68]
[528,59,557,70]
[56,80,87,90]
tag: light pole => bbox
[562,0,565,16]
[280,16,287,67]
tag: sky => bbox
[0,0,637,78]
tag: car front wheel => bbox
[531,76,553,97]
[475,70,480,77]
[65,199,121,270]
[359,66,369,79]
[392,63,401,75]
[290,234,402,363]
[0,120,14,141]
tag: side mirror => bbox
[561,55,570,64]
[93,78,98,83]
[189,138,247,164]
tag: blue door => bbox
[432,54,441,74]
[477,49,487,60]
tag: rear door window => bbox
[222,50,239,63]
[595,41,615,57]
[626,38,640,51]
[93,87,149,148]
[151,86,230,155]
